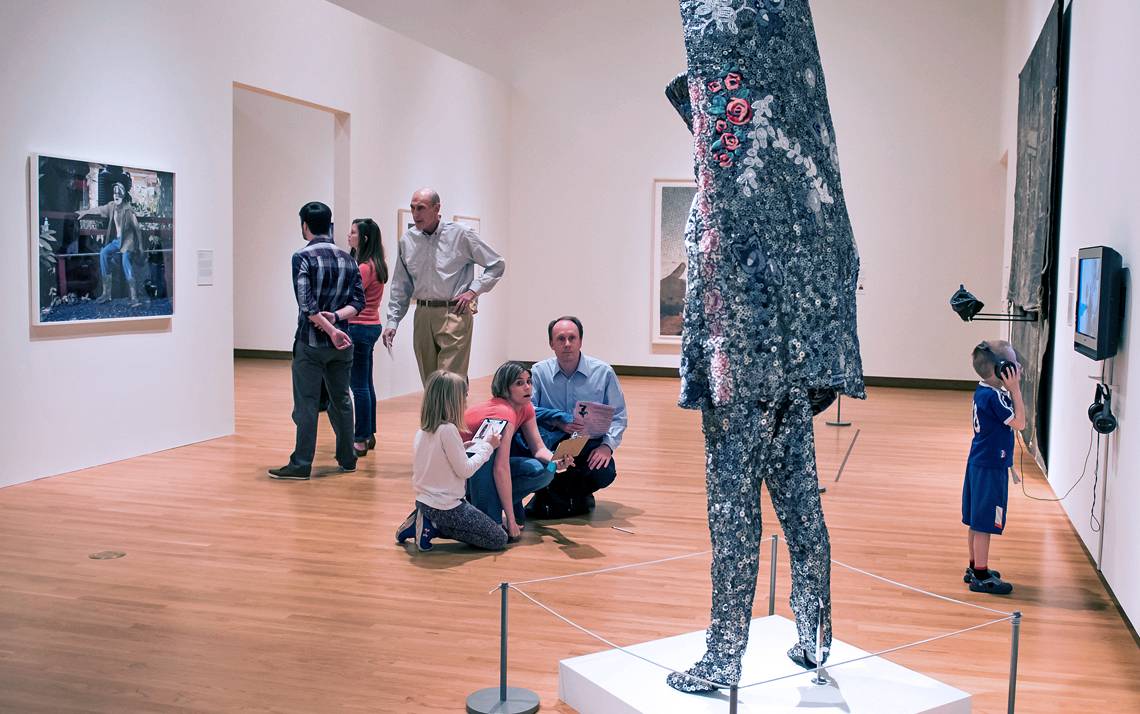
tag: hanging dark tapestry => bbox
[1009,0,1066,462]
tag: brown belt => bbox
[416,299,458,308]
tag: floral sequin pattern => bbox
[677,0,864,411]
[704,68,753,168]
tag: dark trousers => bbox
[347,323,381,442]
[289,340,355,469]
[529,437,616,517]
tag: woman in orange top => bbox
[464,362,570,540]
[347,218,388,457]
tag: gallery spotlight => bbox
[949,285,1038,322]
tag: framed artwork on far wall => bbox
[453,214,481,234]
[30,153,175,325]
[397,208,415,238]
[651,178,696,345]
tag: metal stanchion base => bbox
[466,687,540,714]
[825,419,851,427]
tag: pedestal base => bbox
[559,615,970,713]
[466,686,540,714]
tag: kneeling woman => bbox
[465,362,564,540]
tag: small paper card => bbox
[573,401,615,438]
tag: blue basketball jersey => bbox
[969,383,1015,467]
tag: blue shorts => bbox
[962,463,1009,534]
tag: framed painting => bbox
[453,214,481,234]
[651,179,696,345]
[397,208,415,238]
[31,153,174,324]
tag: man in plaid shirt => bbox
[269,202,365,480]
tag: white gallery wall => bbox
[233,88,335,352]
[1000,0,1140,625]
[503,0,1009,379]
[0,0,511,488]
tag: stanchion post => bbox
[1007,611,1022,714]
[768,534,778,616]
[826,394,852,427]
[729,684,738,714]
[465,582,540,714]
[811,597,829,686]
[499,582,508,701]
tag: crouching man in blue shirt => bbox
[524,316,628,519]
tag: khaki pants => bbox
[412,306,473,385]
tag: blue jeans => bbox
[347,323,381,442]
[99,238,134,283]
[466,456,554,524]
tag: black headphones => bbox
[977,342,1017,380]
[1088,383,1117,435]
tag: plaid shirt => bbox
[291,236,365,348]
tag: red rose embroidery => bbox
[716,152,733,168]
[707,79,723,93]
[724,72,743,90]
[725,97,752,125]
[715,119,727,133]
[721,133,741,151]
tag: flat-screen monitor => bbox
[1074,245,1123,360]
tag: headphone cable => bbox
[1014,426,1094,503]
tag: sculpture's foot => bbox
[665,653,740,693]
[786,642,829,670]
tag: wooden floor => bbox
[1,358,1137,713]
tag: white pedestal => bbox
[559,616,970,713]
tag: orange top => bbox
[462,398,536,440]
[349,261,384,325]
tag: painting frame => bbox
[30,152,175,326]
[452,214,481,234]
[396,208,415,239]
[651,178,696,345]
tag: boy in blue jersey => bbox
[963,340,1025,594]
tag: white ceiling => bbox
[328,0,528,81]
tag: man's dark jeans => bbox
[289,340,355,469]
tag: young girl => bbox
[395,370,507,552]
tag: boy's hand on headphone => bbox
[1000,364,1022,393]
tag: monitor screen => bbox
[1076,257,1101,338]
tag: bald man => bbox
[383,188,505,384]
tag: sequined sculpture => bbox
[667,0,865,692]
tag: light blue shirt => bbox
[530,353,628,451]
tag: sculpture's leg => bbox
[765,392,832,664]
[668,400,765,692]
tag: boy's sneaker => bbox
[963,566,1001,583]
[969,572,1013,594]
[415,509,438,552]
[395,509,417,544]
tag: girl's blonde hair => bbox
[420,370,468,433]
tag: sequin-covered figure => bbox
[668,0,865,691]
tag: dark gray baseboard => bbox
[240,350,977,392]
[235,349,292,360]
[864,376,976,391]
[531,360,976,390]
